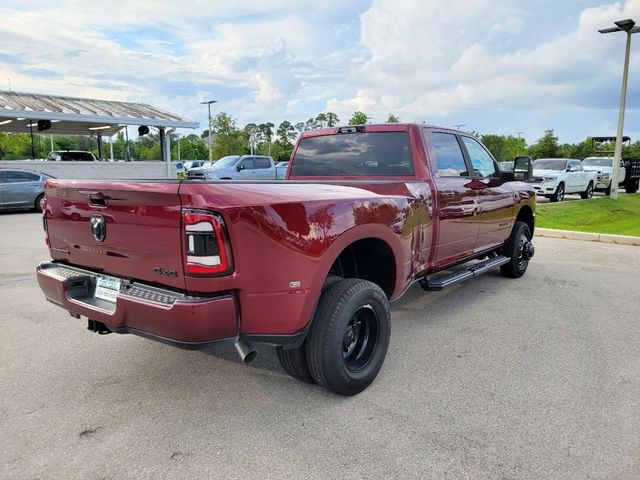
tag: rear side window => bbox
[290,132,413,176]
[254,157,271,169]
[5,171,40,182]
[430,132,468,177]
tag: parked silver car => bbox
[0,169,50,212]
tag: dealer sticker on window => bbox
[94,276,121,303]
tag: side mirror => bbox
[513,156,533,181]
[236,164,244,172]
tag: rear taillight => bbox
[41,196,49,247]
[182,210,233,276]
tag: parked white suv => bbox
[531,158,597,202]
[582,157,626,195]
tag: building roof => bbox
[0,90,198,136]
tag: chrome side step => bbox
[420,255,510,291]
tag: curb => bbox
[535,228,640,246]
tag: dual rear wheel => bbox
[276,278,391,396]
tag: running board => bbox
[420,255,510,291]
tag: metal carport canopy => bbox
[0,90,198,136]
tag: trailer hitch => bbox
[87,319,112,335]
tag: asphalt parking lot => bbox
[1,212,639,480]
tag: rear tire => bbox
[276,342,315,384]
[626,179,639,194]
[275,275,345,385]
[550,183,565,202]
[580,181,594,199]
[306,279,391,396]
[500,221,533,278]
[34,193,44,213]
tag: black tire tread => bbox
[34,193,44,212]
[500,221,531,278]
[550,183,564,203]
[276,343,315,384]
[306,278,390,395]
[580,181,594,199]
[625,179,639,194]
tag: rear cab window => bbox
[289,131,414,177]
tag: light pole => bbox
[201,99,218,162]
[599,19,639,199]
[453,123,466,130]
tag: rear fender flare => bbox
[310,224,409,301]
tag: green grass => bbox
[536,194,640,237]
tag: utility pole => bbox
[452,124,466,131]
[599,18,639,199]
[201,99,218,162]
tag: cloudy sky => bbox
[1,0,639,144]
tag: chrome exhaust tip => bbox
[234,341,257,363]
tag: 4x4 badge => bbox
[90,214,106,242]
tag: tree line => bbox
[1,112,639,162]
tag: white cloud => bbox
[327,0,640,137]
[0,0,639,142]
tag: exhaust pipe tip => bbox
[234,341,257,363]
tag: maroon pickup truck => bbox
[37,123,536,395]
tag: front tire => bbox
[581,181,594,199]
[306,279,391,396]
[550,183,565,202]
[500,221,534,278]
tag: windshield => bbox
[583,158,614,167]
[214,156,240,168]
[533,159,567,171]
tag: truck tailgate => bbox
[44,180,185,290]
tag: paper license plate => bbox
[94,276,121,302]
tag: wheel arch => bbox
[312,224,408,301]
[515,204,535,235]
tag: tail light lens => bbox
[182,210,234,276]
[41,196,49,247]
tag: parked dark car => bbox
[46,150,97,162]
[0,169,51,212]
